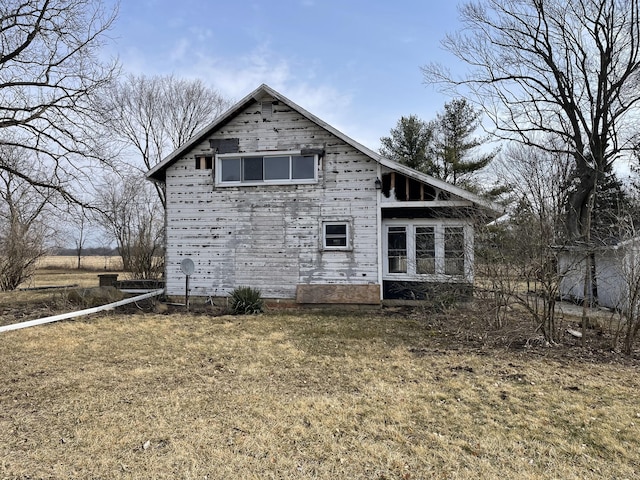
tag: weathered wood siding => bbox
[558,247,633,310]
[164,99,379,299]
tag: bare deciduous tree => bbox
[477,141,575,342]
[63,204,92,270]
[0,0,118,202]
[94,173,164,280]
[0,146,54,290]
[100,74,231,207]
[423,0,640,239]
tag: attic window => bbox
[216,151,317,186]
[195,156,213,170]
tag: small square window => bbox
[323,222,349,249]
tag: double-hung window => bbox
[444,226,465,275]
[217,151,317,185]
[416,226,436,274]
[384,222,471,280]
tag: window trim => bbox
[215,150,318,186]
[321,220,352,251]
[382,220,473,281]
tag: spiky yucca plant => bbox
[229,286,264,315]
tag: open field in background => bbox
[0,258,126,323]
[1,306,640,479]
[27,256,124,291]
[36,255,123,273]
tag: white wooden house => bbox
[147,84,502,304]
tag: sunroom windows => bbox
[383,222,471,280]
[217,151,317,185]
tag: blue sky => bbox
[105,0,465,150]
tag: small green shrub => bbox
[230,286,264,315]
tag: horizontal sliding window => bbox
[292,155,315,179]
[217,152,317,185]
[221,158,240,182]
[264,156,289,180]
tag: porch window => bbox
[416,226,436,274]
[384,222,471,280]
[388,227,407,273]
[444,226,465,275]
[216,151,317,185]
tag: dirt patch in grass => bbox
[1,308,640,479]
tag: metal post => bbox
[185,275,190,311]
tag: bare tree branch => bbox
[423,0,640,238]
[0,0,119,201]
[98,74,231,208]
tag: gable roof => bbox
[147,84,504,217]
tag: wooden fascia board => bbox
[380,200,474,209]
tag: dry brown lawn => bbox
[1,305,639,479]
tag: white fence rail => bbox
[0,289,164,334]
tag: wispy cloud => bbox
[188,44,348,111]
[199,45,292,100]
[169,38,190,63]
[115,39,382,148]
